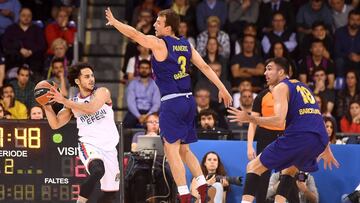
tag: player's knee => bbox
[88,159,105,180]
[281,166,298,177]
[246,159,261,175]
[97,191,116,203]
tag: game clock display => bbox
[0,120,88,202]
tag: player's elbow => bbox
[49,122,61,130]
[273,118,285,128]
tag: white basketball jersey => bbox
[72,92,119,150]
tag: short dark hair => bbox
[51,57,64,67]
[17,64,30,75]
[348,9,360,19]
[67,62,95,87]
[265,57,290,75]
[158,9,180,35]
[310,38,325,46]
[311,21,326,30]
[198,108,218,122]
[138,59,151,68]
[0,84,14,97]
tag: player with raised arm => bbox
[43,63,120,203]
[105,8,232,203]
[228,57,339,203]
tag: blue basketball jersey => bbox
[151,36,192,97]
[282,78,328,142]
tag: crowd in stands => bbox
[0,0,77,119]
[0,0,359,143]
[123,0,360,144]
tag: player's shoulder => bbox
[93,87,111,97]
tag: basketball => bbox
[34,80,58,106]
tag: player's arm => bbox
[50,87,110,115]
[43,105,72,129]
[247,112,260,160]
[105,7,163,51]
[228,83,288,128]
[190,46,232,107]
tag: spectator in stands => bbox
[296,0,333,38]
[232,78,257,109]
[324,116,337,144]
[8,64,36,109]
[299,39,335,88]
[199,37,227,80]
[198,108,220,131]
[45,8,76,57]
[233,23,262,56]
[45,38,70,77]
[0,0,21,35]
[238,89,254,114]
[29,105,44,120]
[336,70,360,118]
[131,0,160,26]
[171,0,196,36]
[227,0,259,40]
[330,0,353,30]
[2,8,46,79]
[48,57,69,97]
[178,18,195,47]
[257,0,296,33]
[194,87,228,129]
[196,0,227,32]
[340,100,360,133]
[195,61,232,103]
[0,83,27,119]
[312,67,336,116]
[191,151,229,203]
[301,21,334,59]
[124,9,155,76]
[261,11,297,56]
[230,34,265,90]
[196,16,230,59]
[131,112,159,152]
[123,60,160,128]
[267,41,298,78]
[315,94,328,116]
[267,171,319,203]
[334,9,360,77]
[126,44,151,81]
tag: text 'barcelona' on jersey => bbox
[281,78,327,137]
[151,36,192,97]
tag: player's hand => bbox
[317,145,340,170]
[105,7,116,26]
[218,89,232,108]
[48,87,66,104]
[247,145,257,160]
[227,107,251,123]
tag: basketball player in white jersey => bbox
[43,62,119,203]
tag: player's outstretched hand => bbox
[105,7,116,26]
[317,144,340,170]
[227,106,251,123]
[48,87,66,104]
[218,89,232,108]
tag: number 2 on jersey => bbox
[296,85,315,104]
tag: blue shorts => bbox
[159,95,197,144]
[260,132,327,172]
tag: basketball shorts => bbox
[260,132,327,172]
[78,142,120,191]
[159,95,197,144]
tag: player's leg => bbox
[242,156,268,203]
[163,139,192,202]
[78,159,106,202]
[274,166,298,203]
[179,144,208,203]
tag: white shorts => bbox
[78,142,120,191]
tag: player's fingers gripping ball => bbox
[34,80,59,106]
